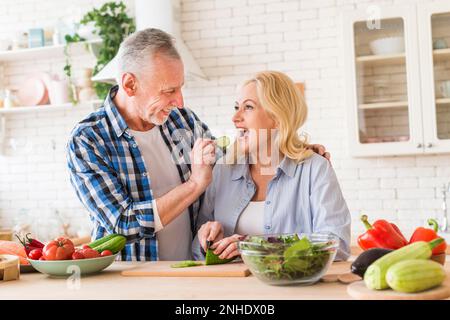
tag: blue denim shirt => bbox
[192,153,351,261]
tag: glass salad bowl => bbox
[238,233,339,286]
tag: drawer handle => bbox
[427,143,433,148]
[417,143,423,148]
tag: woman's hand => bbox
[198,221,224,252]
[210,234,246,260]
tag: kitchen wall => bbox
[0,0,135,240]
[0,0,449,243]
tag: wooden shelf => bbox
[356,53,406,66]
[436,98,450,105]
[359,99,449,110]
[358,100,408,110]
[0,100,102,114]
[0,39,102,62]
[433,48,450,62]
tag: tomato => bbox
[39,256,46,261]
[81,248,100,259]
[42,237,75,260]
[28,248,43,260]
[82,244,91,249]
[72,250,85,260]
[100,250,112,257]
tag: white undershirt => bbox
[235,201,265,236]
[129,127,192,261]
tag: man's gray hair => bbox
[116,28,181,83]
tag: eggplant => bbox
[351,248,393,277]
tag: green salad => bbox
[239,234,333,282]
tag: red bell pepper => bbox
[15,233,45,255]
[409,219,447,255]
[357,215,408,250]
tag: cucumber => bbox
[216,136,231,150]
[386,259,446,293]
[87,234,120,249]
[364,238,444,290]
[205,249,237,265]
[91,235,127,254]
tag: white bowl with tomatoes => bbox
[26,237,118,277]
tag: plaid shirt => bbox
[66,85,212,261]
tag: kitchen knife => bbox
[200,240,213,256]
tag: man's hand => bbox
[198,221,224,253]
[154,139,214,227]
[307,144,331,161]
[189,138,215,192]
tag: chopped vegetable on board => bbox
[171,261,203,268]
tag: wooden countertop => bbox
[1,258,449,300]
[0,261,355,300]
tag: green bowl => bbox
[27,253,118,277]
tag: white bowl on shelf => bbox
[369,37,405,55]
[0,39,11,51]
[77,23,97,41]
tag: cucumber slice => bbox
[216,136,231,149]
[171,261,203,268]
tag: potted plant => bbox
[63,1,135,101]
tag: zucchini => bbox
[91,235,127,254]
[364,238,444,290]
[87,234,120,249]
[386,259,446,293]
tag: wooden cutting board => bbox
[121,261,251,277]
[347,278,450,300]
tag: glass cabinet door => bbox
[344,5,423,156]
[431,12,450,141]
[419,2,450,153]
[353,18,410,145]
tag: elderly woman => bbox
[192,71,351,261]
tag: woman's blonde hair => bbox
[227,71,313,163]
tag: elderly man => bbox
[66,28,329,261]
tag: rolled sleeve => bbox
[67,134,156,240]
[309,157,351,261]
[152,199,164,232]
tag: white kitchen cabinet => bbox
[343,4,450,157]
[418,2,450,154]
